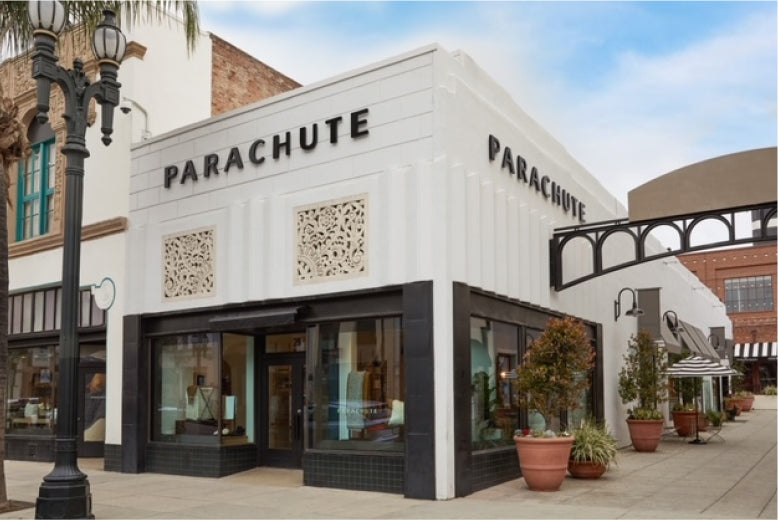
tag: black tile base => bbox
[303,451,404,495]
[5,436,55,462]
[103,444,122,472]
[145,443,256,477]
[471,447,519,492]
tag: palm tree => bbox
[0,1,200,511]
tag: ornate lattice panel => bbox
[163,228,216,299]
[296,195,368,284]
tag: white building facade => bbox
[120,44,730,499]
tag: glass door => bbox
[77,367,106,457]
[262,354,305,467]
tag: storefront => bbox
[6,285,107,461]
[114,44,730,499]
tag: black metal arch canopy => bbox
[550,201,777,291]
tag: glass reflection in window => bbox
[151,333,254,445]
[471,318,519,450]
[309,318,404,451]
[6,346,57,435]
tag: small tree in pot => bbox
[618,329,669,452]
[513,316,595,491]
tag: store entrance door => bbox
[261,354,305,467]
[77,366,106,457]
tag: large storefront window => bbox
[470,318,519,450]
[151,333,254,445]
[309,318,404,451]
[7,346,57,435]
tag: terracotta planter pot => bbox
[740,395,754,412]
[567,460,607,479]
[626,419,664,452]
[514,436,574,492]
[697,414,709,432]
[727,397,744,416]
[672,411,698,437]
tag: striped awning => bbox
[665,356,740,378]
[734,342,777,359]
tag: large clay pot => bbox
[727,397,745,416]
[697,414,709,432]
[672,411,698,437]
[626,419,664,452]
[514,436,575,492]
[740,395,754,412]
[567,460,607,479]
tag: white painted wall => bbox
[127,44,731,498]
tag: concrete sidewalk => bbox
[2,397,775,519]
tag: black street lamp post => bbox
[28,1,126,518]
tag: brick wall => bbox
[679,244,777,342]
[210,34,300,116]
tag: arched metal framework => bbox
[550,201,776,291]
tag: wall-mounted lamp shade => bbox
[625,303,644,317]
[28,0,66,35]
[614,287,644,321]
[92,10,126,63]
[663,310,684,333]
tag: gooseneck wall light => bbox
[614,287,644,321]
[29,1,126,518]
[662,310,684,334]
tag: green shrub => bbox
[618,330,669,418]
[629,407,664,420]
[705,410,725,427]
[764,385,777,396]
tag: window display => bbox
[6,346,57,435]
[309,317,404,451]
[470,319,519,449]
[151,333,254,445]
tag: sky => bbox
[196,1,777,213]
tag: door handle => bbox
[294,408,302,440]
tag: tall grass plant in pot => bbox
[618,330,669,452]
[568,420,618,479]
[513,317,595,491]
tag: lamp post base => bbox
[35,479,94,519]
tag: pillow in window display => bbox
[388,399,404,426]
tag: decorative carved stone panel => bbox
[296,195,368,284]
[163,228,216,299]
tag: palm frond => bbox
[0,1,200,57]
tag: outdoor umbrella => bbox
[664,356,741,444]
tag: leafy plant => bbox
[570,420,618,467]
[764,385,777,396]
[705,410,725,427]
[628,408,664,420]
[730,360,747,393]
[735,390,753,398]
[514,316,595,434]
[618,330,668,417]
[672,402,696,412]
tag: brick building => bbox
[679,243,777,392]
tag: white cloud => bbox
[200,2,776,211]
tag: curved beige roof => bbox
[628,147,777,222]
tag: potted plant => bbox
[513,316,595,491]
[568,420,618,479]
[724,398,740,421]
[736,390,755,412]
[618,330,669,452]
[705,410,725,428]
[671,402,698,437]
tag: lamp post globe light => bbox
[28,1,126,518]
